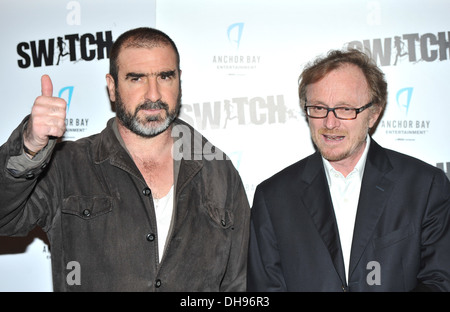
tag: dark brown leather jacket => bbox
[0,116,250,291]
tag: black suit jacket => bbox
[247,138,450,291]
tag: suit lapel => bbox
[301,152,347,285]
[348,139,395,279]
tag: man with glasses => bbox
[247,48,450,291]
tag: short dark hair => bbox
[109,27,180,83]
[298,48,387,113]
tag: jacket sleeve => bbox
[247,185,287,291]
[0,116,56,237]
[415,169,450,291]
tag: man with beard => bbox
[247,48,450,292]
[0,27,250,292]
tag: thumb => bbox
[41,74,53,97]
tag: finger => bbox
[41,74,53,97]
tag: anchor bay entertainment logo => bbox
[379,87,431,141]
[58,85,90,140]
[212,22,261,75]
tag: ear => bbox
[105,74,116,102]
[368,105,382,128]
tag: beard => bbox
[311,121,370,162]
[115,89,181,138]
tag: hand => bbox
[23,75,67,153]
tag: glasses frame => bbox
[304,102,374,120]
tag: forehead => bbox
[307,64,369,103]
[116,45,178,73]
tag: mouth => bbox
[137,107,166,123]
[322,134,345,142]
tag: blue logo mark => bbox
[396,87,413,115]
[58,86,74,111]
[228,150,243,170]
[227,22,244,50]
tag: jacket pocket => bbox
[373,224,416,250]
[62,195,113,220]
[206,204,234,230]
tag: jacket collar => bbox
[92,117,125,164]
[348,138,394,280]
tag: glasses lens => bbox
[334,108,356,119]
[307,106,326,117]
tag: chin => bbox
[319,148,348,162]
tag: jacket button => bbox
[155,279,161,288]
[83,209,91,217]
[142,187,151,196]
[25,172,35,180]
[146,233,155,241]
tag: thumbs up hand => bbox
[23,75,67,154]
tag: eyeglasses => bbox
[304,102,373,120]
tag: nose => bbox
[144,77,162,102]
[324,110,340,129]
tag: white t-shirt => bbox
[153,185,174,262]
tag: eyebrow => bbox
[308,100,353,107]
[125,72,146,80]
[125,70,177,80]
[160,70,176,77]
